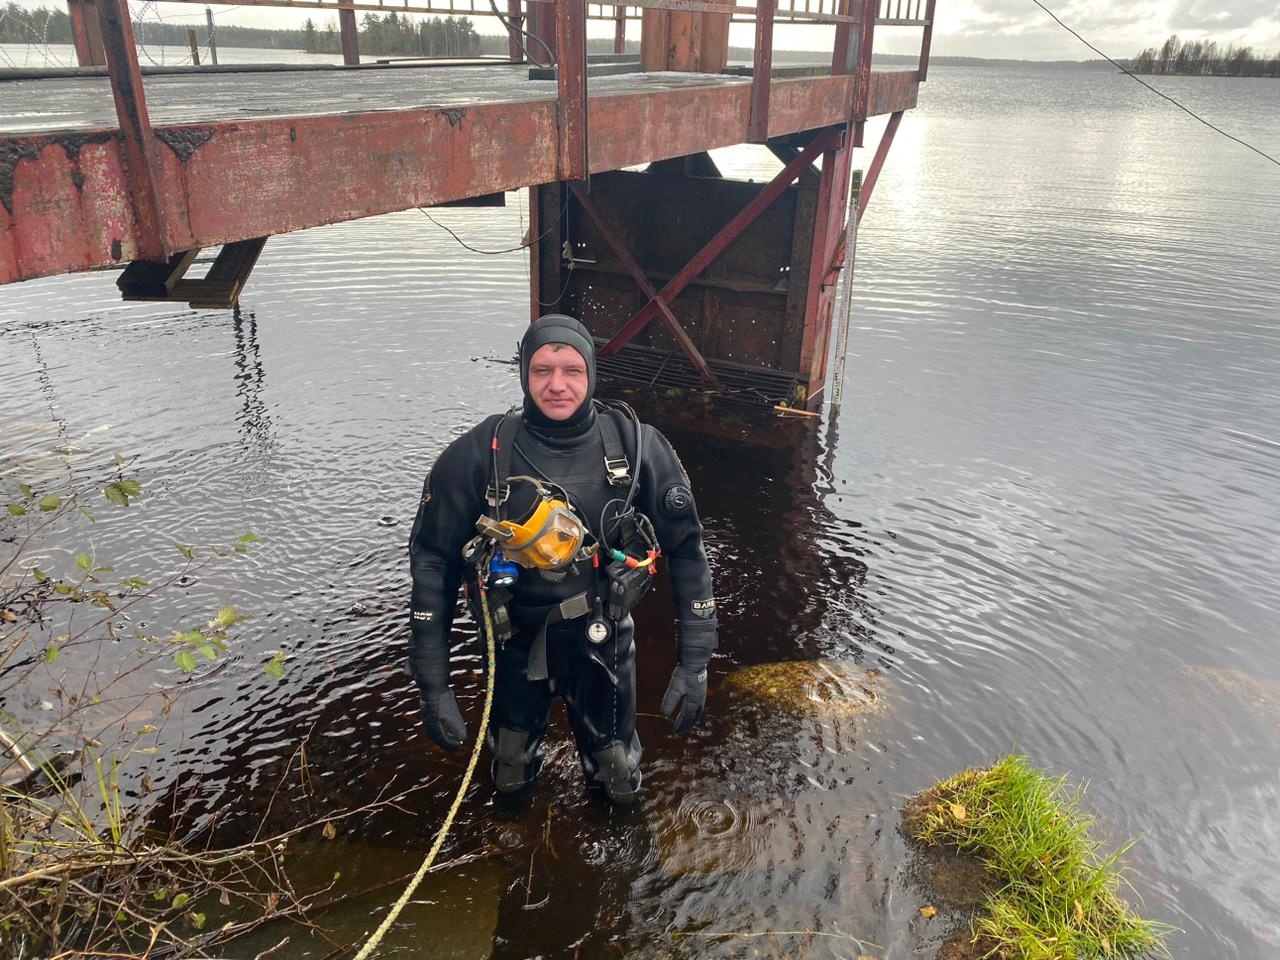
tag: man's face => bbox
[527,343,589,420]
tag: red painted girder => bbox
[1,73,918,286]
[599,125,840,358]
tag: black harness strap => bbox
[486,411,523,518]
[597,411,631,486]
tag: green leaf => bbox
[116,911,127,923]
[213,606,240,628]
[123,576,150,590]
[76,553,93,570]
[114,452,127,467]
[154,888,168,901]
[263,652,286,680]
[94,565,115,574]
[103,484,127,506]
[53,582,74,597]
[19,483,33,499]
[179,630,204,646]
[171,892,190,910]
[237,533,262,544]
[196,644,217,662]
[45,644,60,664]
[191,911,206,930]
[119,478,143,498]
[78,505,96,523]
[233,545,249,555]
[6,504,25,517]
[38,494,61,512]
[174,651,198,673]
[32,568,48,583]
[176,543,195,561]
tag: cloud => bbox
[1170,0,1280,30]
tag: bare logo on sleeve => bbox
[691,598,716,620]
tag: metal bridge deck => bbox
[1,63,753,134]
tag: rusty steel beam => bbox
[508,0,525,61]
[599,124,840,357]
[66,0,106,66]
[918,0,936,80]
[339,7,360,64]
[1,74,918,286]
[95,0,166,262]
[830,0,855,74]
[857,108,902,219]
[747,0,775,142]
[557,0,589,180]
[569,184,718,383]
[852,0,877,121]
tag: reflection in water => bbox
[231,309,274,450]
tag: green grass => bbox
[907,755,1172,960]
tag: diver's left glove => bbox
[417,683,466,752]
[661,621,717,734]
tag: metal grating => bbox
[594,339,801,409]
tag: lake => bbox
[2,60,1278,958]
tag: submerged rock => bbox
[1179,665,1280,731]
[721,659,887,719]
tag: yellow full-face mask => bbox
[476,477,587,570]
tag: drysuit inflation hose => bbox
[351,573,497,960]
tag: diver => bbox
[408,314,717,804]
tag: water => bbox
[2,63,1279,958]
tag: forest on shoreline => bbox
[1133,34,1279,77]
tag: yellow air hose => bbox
[351,582,497,960]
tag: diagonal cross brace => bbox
[569,184,720,385]
[599,125,842,358]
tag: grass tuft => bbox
[906,755,1172,960]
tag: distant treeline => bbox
[1133,35,1279,77]
[0,3,630,57]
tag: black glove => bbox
[417,683,466,752]
[661,621,717,734]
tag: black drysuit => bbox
[408,403,717,798]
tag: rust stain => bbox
[155,127,215,163]
[440,108,466,126]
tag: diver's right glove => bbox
[411,632,466,752]
[661,621,717,734]
[417,682,466,752]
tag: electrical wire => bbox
[1030,0,1279,168]
[418,193,568,256]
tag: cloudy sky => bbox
[6,0,1279,61]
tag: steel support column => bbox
[747,0,775,142]
[613,2,626,53]
[557,0,588,181]
[600,125,840,356]
[67,0,106,66]
[569,184,718,383]
[339,7,360,65]
[857,109,902,218]
[918,0,937,80]
[852,0,877,122]
[95,0,166,261]
[508,0,525,61]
